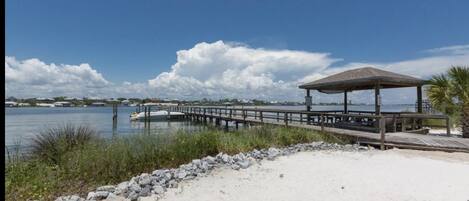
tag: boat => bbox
[130,110,185,121]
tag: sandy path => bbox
[161,149,469,201]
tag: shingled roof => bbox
[299,67,426,93]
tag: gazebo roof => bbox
[299,67,426,94]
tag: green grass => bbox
[5,124,349,201]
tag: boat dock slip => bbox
[165,106,469,153]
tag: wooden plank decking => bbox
[165,106,469,153]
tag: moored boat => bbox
[130,110,185,121]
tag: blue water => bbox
[5,105,415,148]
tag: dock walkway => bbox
[166,106,469,153]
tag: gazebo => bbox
[299,67,426,115]
[298,67,437,133]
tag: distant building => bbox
[90,102,106,107]
[143,102,159,106]
[5,101,17,107]
[37,103,55,107]
[121,99,130,106]
[18,103,31,107]
[54,101,72,107]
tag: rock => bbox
[231,164,240,170]
[164,172,172,181]
[87,191,109,200]
[176,170,187,179]
[221,154,232,164]
[237,160,250,169]
[267,148,280,160]
[200,161,209,172]
[55,195,84,201]
[137,194,159,201]
[138,185,151,197]
[233,153,246,162]
[138,174,152,186]
[97,185,116,193]
[192,159,202,167]
[114,181,129,195]
[279,174,284,178]
[250,149,262,159]
[86,192,96,200]
[215,152,224,161]
[167,180,178,188]
[152,185,165,194]
[103,193,130,201]
[129,183,142,193]
[203,156,216,164]
[127,191,139,201]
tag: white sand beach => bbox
[161,149,469,201]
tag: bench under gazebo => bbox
[299,67,450,134]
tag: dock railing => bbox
[166,106,451,146]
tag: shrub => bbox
[30,123,98,165]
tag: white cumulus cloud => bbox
[5,56,110,98]
[5,41,469,104]
[148,40,341,100]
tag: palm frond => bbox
[448,66,469,103]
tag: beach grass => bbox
[5,124,349,201]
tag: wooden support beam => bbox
[284,112,288,126]
[375,83,381,116]
[320,114,324,132]
[380,116,386,150]
[446,117,451,136]
[344,91,348,114]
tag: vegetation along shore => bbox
[5,124,349,201]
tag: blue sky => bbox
[5,0,469,102]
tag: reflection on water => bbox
[5,104,415,148]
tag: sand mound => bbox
[161,149,469,201]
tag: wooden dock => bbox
[166,106,469,153]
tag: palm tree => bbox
[427,66,469,138]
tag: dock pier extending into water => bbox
[165,106,469,153]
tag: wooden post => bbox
[392,115,397,132]
[235,121,239,130]
[411,118,416,130]
[300,113,303,124]
[344,91,348,114]
[375,83,381,132]
[375,83,381,116]
[306,89,312,125]
[112,103,117,135]
[446,117,451,136]
[417,86,423,128]
[260,111,263,122]
[144,106,147,122]
[284,112,288,126]
[277,112,279,122]
[320,113,324,132]
[225,120,229,130]
[417,86,423,113]
[380,116,386,150]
